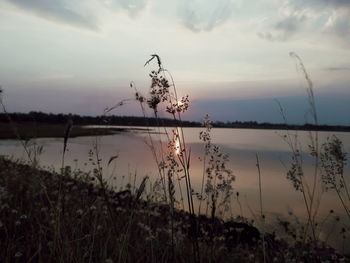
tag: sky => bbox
[0,0,349,125]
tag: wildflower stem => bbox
[256,153,266,263]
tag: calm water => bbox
[1,127,349,249]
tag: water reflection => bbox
[0,127,349,250]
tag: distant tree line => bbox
[0,111,200,127]
[0,111,349,132]
[213,121,350,132]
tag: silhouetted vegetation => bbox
[0,111,200,127]
[213,121,350,132]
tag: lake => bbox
[1,127,349,249]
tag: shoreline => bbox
[1,121,350,140]
[0,123,149,140]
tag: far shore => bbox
[1,120,350,140]
[0,122,154,140]
[1,112,350,137]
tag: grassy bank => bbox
[0,157,346,262]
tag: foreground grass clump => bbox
[0,157,346,263]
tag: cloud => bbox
[306,0,350,9]
[8,0,98,30]
[258,14,307,41]
[323,9,350,47]
[257,2,313,41]
[326,0,350,8]
[102,0,148,17]
[7,0,151,29]
[6,0,243,34]
[258,0,350,47]
[177,0,235,32]
[326,66,350,71]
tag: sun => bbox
[175,137,181,155]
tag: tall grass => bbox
[320,135,350,219]
[104,55,238,261]
[276,53,350,254]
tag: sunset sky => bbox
[0,0,349,124]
